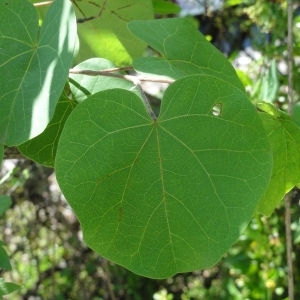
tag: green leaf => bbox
[251,60,279,104]
[152,0,181,14]
[0,146,3,166]
[0,0,76,146]
[18,94,77,167]
[257,102,281,118]
[0,241,11,270]
[56,75,272,278]
[128,18,244,92]
[69,58,140,103]
[0,196,12,217]
[292,102,300,128]
[256,103,300,216]
[73,0,153,66]
[0,278,20,297]
[225,0,243,7]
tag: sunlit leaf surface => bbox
[0,0,76,145]
[73,0,153,66]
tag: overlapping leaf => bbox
[128,18,244,92]
[69,58,140,103]
[18,94,77,167]
[0,0,76,146]
[256,102,300,216]
[56,75,272,278]
[73,0,153,66]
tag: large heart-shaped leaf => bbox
[256,102,300,216]
[128,18,244,92]
[18,94,77,167]
[56,75,272,278]
[73,0,153,66]
[0,0,76,146]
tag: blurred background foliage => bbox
[1,0,300,299]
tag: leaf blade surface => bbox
[0,195,12,217]
[73,0,153,65]
[128,18,244,92]
[69,58,141,102]
[56,75,272,278]
[0,0,76,145]
[18,94,77,167]
[256,103,300,215]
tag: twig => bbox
[95,66,133,73]
[131,77,158,121]
[287,0,293,116]
[285,0,294,299]
[69,69,171,120]
[285,192,294,300]
[69,69,175,84]
[33,1,53,7]
[103,260,116,300]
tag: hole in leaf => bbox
[212,103,222,116]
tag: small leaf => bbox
[256,103,300,216]
[152,0,181,14]
[128,18,244,91]
[0,0,76,146]
[0,278,20,297]
[0,241,11,270]
[18,95,77,167]
[0,196,12,217]
[73,0,153,66]
[56,75,272,278]
[69,58,140,103]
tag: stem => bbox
[95,66,133,73]
[69,68,171,121]
[103,260,116,300]
[134,79,158,121]
[285,193,294,300]
[69,69,175,84]
[286,0,294,299]
[33,1,53,7]
[287,0,293,116]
